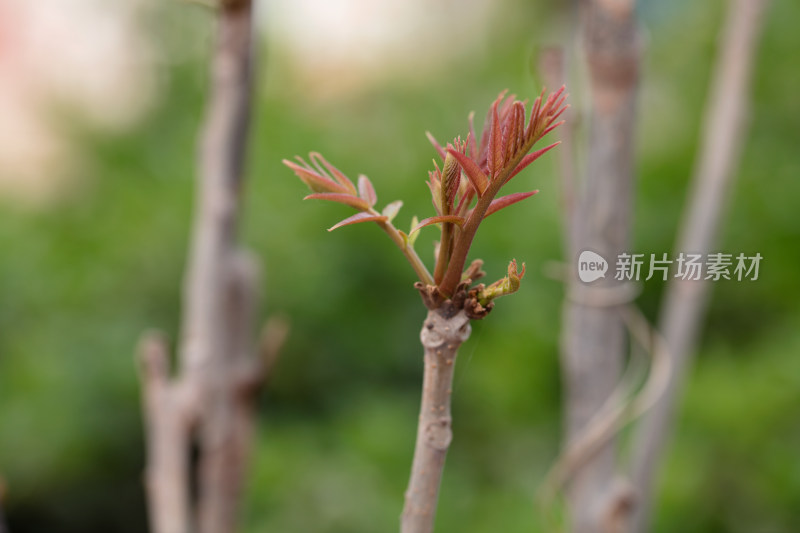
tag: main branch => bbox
[401,309,471,533]
[560,0,639,531]
[138,2,268,533]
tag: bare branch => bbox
[401,310,471,533]
[137,332,196,533]
[559,0,640,530]
[539,298,671,525]
[630,0,771,530]
[138,1,264,532]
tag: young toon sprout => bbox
[284,87,567,533]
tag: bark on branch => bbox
[560,0,640,531]
[629,0,770,530]
[401,310,471,533]
[137,2,268,533]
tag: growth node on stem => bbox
[420,309,472,351]
[414,279,495,321]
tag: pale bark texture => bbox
[560,0,639,531]
[137,2,267,533]
[401,310,471,533]
[630,0,770,530]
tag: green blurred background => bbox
[0,0,798,531]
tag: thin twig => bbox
[538,303,671,532]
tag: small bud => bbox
[441,151,461,213]
[476,259,526,305]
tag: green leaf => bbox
[408,216,420,247]
[398,230,409,247]
[328,212,388,232]
[382,200,403,223]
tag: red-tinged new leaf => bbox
[487,97,504,178]
[526,88,546,139]
[505,142,561,184]
[540,118,566,140]
[304,193,370,211]
[358,175,377,207]
[499,93,516,119]
[426,131,446,160]
[455,186,475,216]
[485,191,539,218]
[505,102,525,161]
[409,215,466,236]
[309,152,357,195]
[328,212,388,232]
[540,85,566,120]
[284,160,348,194]
[467,115,478,158]
[448,148,488,196]
[426,178,443,215]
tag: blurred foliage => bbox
[0,0,799,532]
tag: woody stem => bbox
[401,310,471,533]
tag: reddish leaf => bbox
[485,191,539,218]
[526,87,546,139]
[309,152,357,195]
[467,115,478,158]
[358,175,377,207]
[304,193,370,211]
[284,160,348,194]
[540,118,566,140]
[455,186,475,216]
[541,85,566,119]
[477,107,492,167]
[505,141,561,183]
[447,149,488,196]
[426,131,446,160]
[546,102,568,128]
[504,102,525,162]
[426,177,442,214]
[498,93,516,120]
[512,102,525,156]
[409,215,466,236]
[328,212,388,232]
[487,96,504,178]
